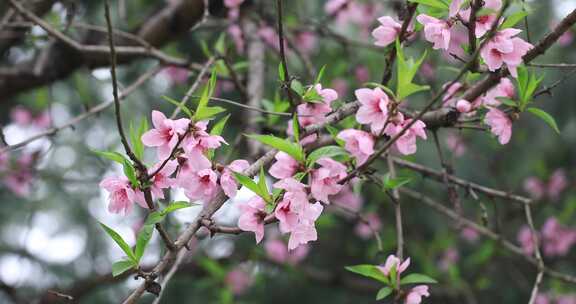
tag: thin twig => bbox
[276,0,297,107]
[524,204,545,304]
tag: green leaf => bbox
[129,119,148,160]
[246,134,305,162]
[122,159,138,188]
[376,287,393,300]
[400,273,438,285]
[161,95,193,118]
[144,211,165,226]
[408,0,449,9]
[99,222,137,263]
[278,62,286,81]
[307,146,348,167]
[233,172,271,202]
[292,114,300,143]
[396,39,429,100]
[210,114,230,136]
[383,174,412,190]
[315,65,327,85]
[526,107,560,134]
[326,125,345,147]
[134,223,154,261]
[194,71,224,121]
[214,33,226,54]
[345,265,389,284]
[257,166,270,201]
[112,259,136,277]
[93,150,127,164]
[290,80,305,96]
[195,106,226,121]
[501,11,529,29]
[162,201,195,216]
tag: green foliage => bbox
[526,107,560,133]
[195,70,226,121]
[306,146,348,167]
[408,0,449,10]
[161,95,193,118]
[233,171,272,203]
[99,223,137,263]
[246,134,305,162]
[395,40,430,100]
[345,265,389,284]
[515,66,544,110]
[376,287,393,300]
[382,173,412,190]
[112,259,136,277]
[501,11,530,29]
[129,119,148,160]
[400,273,438,284]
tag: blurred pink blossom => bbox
[354,212,382,239]
[225,267,253,295]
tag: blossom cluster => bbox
[518,217,576,258]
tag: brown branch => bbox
[524,204,545,304]
[276,0,297,107]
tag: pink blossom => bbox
[446,24,469,59]
[484,107,512,145]
[405,285,430,304]
[141,110,190,159]
[295,31,317,54]
[162,66,189,85]
[287,202,323,250]
[372,16,402,47]
[378,254,410,277]
[331,78,349,98]
[33,111,51,128]
[449,0,462,17]
[456,99,472,113]
[228,24,244,54]
[461,227,479,242]
[523,177,545,200]
[517,225,535,255]
[355,87,390,134]
[355,66,370,84]
[135,160,178,205]
[265,238,309,265]
[310,158,347,203]
[337,129,374,165]
[224,0,244,9]
[557,295,576,304]
[480,29,533,77]
[438,247,459,271]
[535,293,551,304]
[547,169,568,202]
[182,121,226,156]
[354,212,382,239]
[269,152,299,179]
[238,197,267,243]
[224,267,253,295]
[331,183,363,212]
[100,176,137,214]
[324,0,348,16]
[482,78,515,107]
[442,82,464,106]
[220,159,250,198]
[541,218,576,257]
[274,179,308,233]
[258,26,283,51]
[417,14,451,50]
[177,152,219,203]
[445,132,466,157]
[385,117,428,155]
[10,106,32,126]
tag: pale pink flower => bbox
[33,111,51,128]
[337,129,375,165]
[3,153,34,197]
[310,158,347,203]
[269,152,299,179]
[446,24,469,59]
[295,31,317,54]
[141,110,190,159]
[224,0,244,9]
[378,254,410,277]
[220,159,250,198]
[287,202,323,250]
[274,180,308,233]
[331,78,349,98]
[548,169,568,202]
[224,267,253,295]
[541,217,576,257]
[484,107,512,145]
[438,247,459,271]
[258,26,283,51]
[100,176,137,214]
[372,16,402,47]
[385,118,428,155]
[355,66,370,84]
[557,295,576,304]
[182,121,226,156]
[480,29,533,77]
[177,152,219,203]
[135,160,178,205]
[162,66,189,85]
[417,14,451,50]
[449,0,462,17]
[0,152,8,171]
[324,0,348,16]
[456,99,472,113]
[354,212,382,239]
[10,106,32,126]
[355,87,390,134]
[523,177,545,200]
[265,238,309,265]
[238,197,267,243]
[228,24,245,54]
[482,78,515,107]
[535,293,551,304]
[442,82,464,106]
[445,132,466,157]
[461,227,479,242]
[517,225,535,255]
[331,183,363,212]
[405,285,430,304]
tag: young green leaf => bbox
[408,0,449,9]
[195,106,227,121]
[278,62,286,81]
[122,159,139,188]
[306,145,348,167]
[93,150,128,164]
[345,265,389,284]
[376,287,393,300]
[134,224,154,261]
[129,119,147,160]
[246,134,305,162]
[326,125,346,147]
[292,114,300,143]
[382,174,412,190]
[161,201,195,216]
[233,172,271,202]
[400,273,438,285]
[161,95,193,118]
[501,11,529,29]
[315,65,327,85]
[99,222,137,263]
[526,107,560,134]
[257,166,270,201]
[112,259,136,277]
[210,114,230,136]
[396,39,430,100]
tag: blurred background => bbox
[0,0,575,303]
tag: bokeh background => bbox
[0,0,575,303]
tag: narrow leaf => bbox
[400,273,438,285]
[526,107,560,134]
[161,95,193,118]
[345,265,389,284]
[99,222,137,263]
[112,259,136,277]
[246,134,304,162]
[376,287,393,300]
[307,146,348,167]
